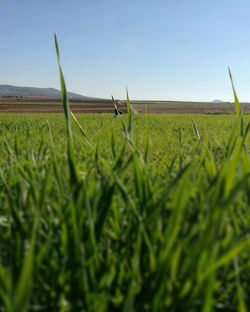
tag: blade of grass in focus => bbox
[54,33,78,186]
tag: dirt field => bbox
[1,98,250,114]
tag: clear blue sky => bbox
[1,0,250,101]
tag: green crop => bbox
[0,37,250,311]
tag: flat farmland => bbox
[1,97,250,113]
[0,98,116,113]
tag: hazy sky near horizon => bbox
[1,0,250,101]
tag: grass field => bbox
[1,110,250,311]
[1,38,250,311]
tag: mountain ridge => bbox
[0,84,98,100]
[210,99,224,103]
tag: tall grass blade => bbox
[228,67,241,117]
[54,33,78,185]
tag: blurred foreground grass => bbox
[0,112,250,311]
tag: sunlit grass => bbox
[0,37,250,311]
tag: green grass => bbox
[0,111,250,311]
[1,38,250,311]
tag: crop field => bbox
[1,40,250,311]
[1,109,250,311]
[2,97,250,114]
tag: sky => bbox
[1,0,250,101]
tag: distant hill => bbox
[0,84,98,100]
[211,99,224,103]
